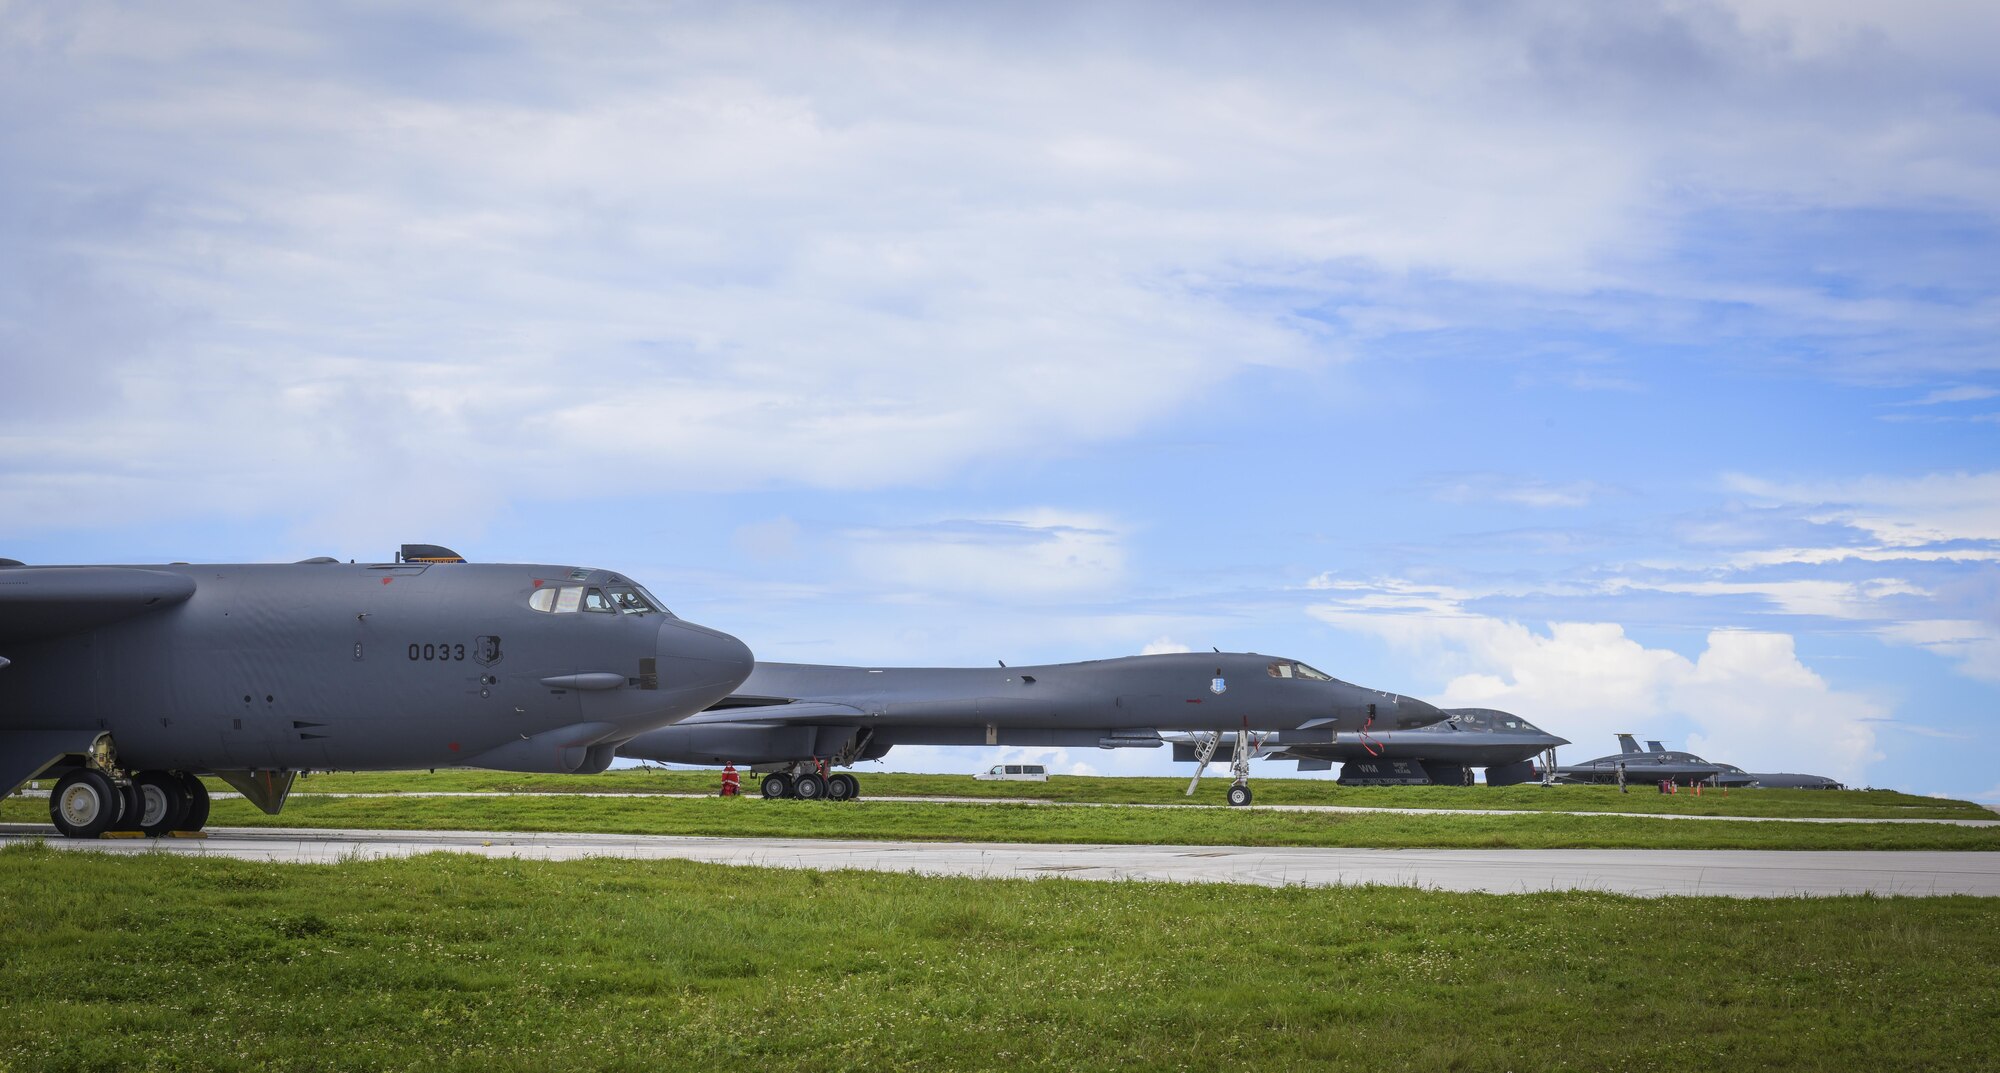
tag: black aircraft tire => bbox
[111,781,146,832]
[827,773,858,801]
[761,773,793,800]
[1227,784,1253,807]
[794,773,826,800]
[133,771,189,837]
[175,772,211,832]
[50,769,121,839]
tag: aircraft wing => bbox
[0,567,197,644]
[677,700,872,726]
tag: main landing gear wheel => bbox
[109,781,146,832]
[175,772,210,833]
[132,771,189,837]
[793,772,827,800]
[1227,783,1253,807]
[826,773,859,801]
[50,769,123,839]
[761,773,793,799]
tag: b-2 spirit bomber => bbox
[1548,735,1731,787]
[1560,736,1840,788]
[617,652,1444,805]
[1168,707,1569,787]
[1,545,752,838]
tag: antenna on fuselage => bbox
[998,660,1006,668]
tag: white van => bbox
[975,763,1048,782]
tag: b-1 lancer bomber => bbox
[2,545,753,838]
[618,652,1444,805]
[1168,707,1568,787]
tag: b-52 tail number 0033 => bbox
[0,546,752,839]
[618,652,1443,805]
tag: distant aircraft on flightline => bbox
[2,545,752,838]
[1547,734,1727,787]
[1166,707,1569,787]
[617,653,1444,806]
[1547,735,1842,789]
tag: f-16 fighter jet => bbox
[618,652,1443,806]
[1,545,752,838]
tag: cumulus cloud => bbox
[1309,581,1886,783]
[1140,637,1193,655]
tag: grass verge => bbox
[2,844,1995,1072]
[233,768,1988,821]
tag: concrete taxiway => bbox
[6,824,1996,898]
[30,788,1985,827]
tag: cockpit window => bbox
[608,586,663,615]
[530,581,677,616]
[1267,662,1294,679]
[1293,662,1333,682]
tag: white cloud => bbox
[1877,619,2000,683]
[1606,577,1929,618]
[843,510,1125,601]
[1897,385,2000,406]
[7,4,2000,535]
[1427,474,1612,509]
[1725,471,2000,547]
[1140,637,1193,655]
[1309,582,1886,783]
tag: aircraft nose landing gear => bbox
[1185,727,1259,806]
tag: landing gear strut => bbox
[1226,727,1253,807]
[1184,727,1256,806]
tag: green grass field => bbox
[3,844,1995,1072]
[8,791,1998,851]
[189,767,1990,820]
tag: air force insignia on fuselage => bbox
[1211,676,1227,695]
[474,635,504,666]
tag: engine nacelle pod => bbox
[464,722,621,773]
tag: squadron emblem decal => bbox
[474,635,504,666]
[1211,676,1227,695]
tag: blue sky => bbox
[3,1,1996,796]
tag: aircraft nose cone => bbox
[1392,694,1446,730]
[657,619,754,702]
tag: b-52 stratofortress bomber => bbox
[618,652,1444,805]
[1,546,752,838]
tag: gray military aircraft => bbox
[1166,707,1568,787]
[1548,734,1729,787]
[1710,763,1844,790]
[2,545,753,838]
[617,652,1444,805]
